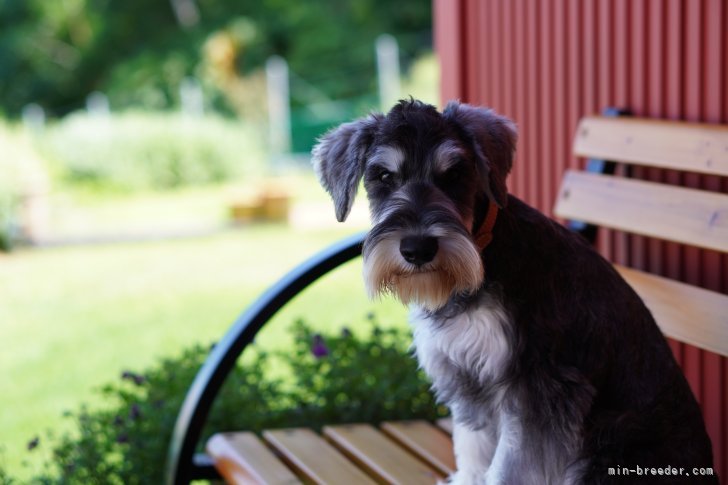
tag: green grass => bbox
[0,224,409,477]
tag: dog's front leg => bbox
[444,421,497,485]
[482,412,522,485]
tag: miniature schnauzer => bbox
[312,99,716,484]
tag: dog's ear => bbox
[443,101,517,208]
[312,114,381,222]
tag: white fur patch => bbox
[411,298,513,485]
[310,141,326,187]
[410,299,511,385]
[432,140,465,173]
[447,421,496,485]
[484,412,522,484]
[370,145,406,174]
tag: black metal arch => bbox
[165,231,366,484]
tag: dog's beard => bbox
[363,229,484,311]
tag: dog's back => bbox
[487,196,716,484]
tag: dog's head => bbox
[312,99,517,310]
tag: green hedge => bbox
[2,316,445,484]
[41,112,268,193]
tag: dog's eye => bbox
[440,166,463,184]
[379,170,393,184]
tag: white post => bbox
[266,56,292,156]
[169,0,199,28]
[180,77,204,117]
[21,104,45,133]
[86,91,111,118]
[376,34,401,111]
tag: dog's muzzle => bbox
[362,189,484,311]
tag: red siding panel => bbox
[525,0,540,208]
[513,0,528,197]
[435,0,728,478]
[433,0,465,103]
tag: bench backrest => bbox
[554,115,728,358]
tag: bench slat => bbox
[573,116,728,177]
[263,428,376,485]
[381,420,456,475]
[206,432,301,485]
[323,424,443,484]
[615,265,728,358]
[436,418,453,435]
[554,170,728,253]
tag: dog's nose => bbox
[399,236,439,266]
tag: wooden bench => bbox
[165,114,728,484]
[555,115,728,357]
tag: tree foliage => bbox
[0,0,432,117]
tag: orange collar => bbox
[474,203,499,251]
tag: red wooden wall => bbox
[434,0,728,478]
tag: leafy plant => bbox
[9,316,445,483]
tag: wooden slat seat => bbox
[206,422,454,485]
[436,417,453,435]
[206,432,301,485]
[381,421,456,476]
[263,428,376,485]
[324,424,444,484]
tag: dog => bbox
[311,99,716,484]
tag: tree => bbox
[0,0,432,118]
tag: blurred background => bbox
[0,0,436,480]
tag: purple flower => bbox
[113,415,125,427]
[121,371,146,385]
[27,436,39,451]
[129,404,142,420]
[311,334,329,358]
[116,433,129,444]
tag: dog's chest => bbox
[410,299,511,398]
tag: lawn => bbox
[0,219,408,477]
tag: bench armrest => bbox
[165,232,366,485]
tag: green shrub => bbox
[41,112,268,193]
[10,316,445,483]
